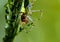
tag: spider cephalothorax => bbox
[21,13,28,24]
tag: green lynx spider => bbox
[3,0,41,42]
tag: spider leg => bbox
[27,15,33,22]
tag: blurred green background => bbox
[0,0,60,42]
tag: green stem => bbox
[3,0,30,42]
